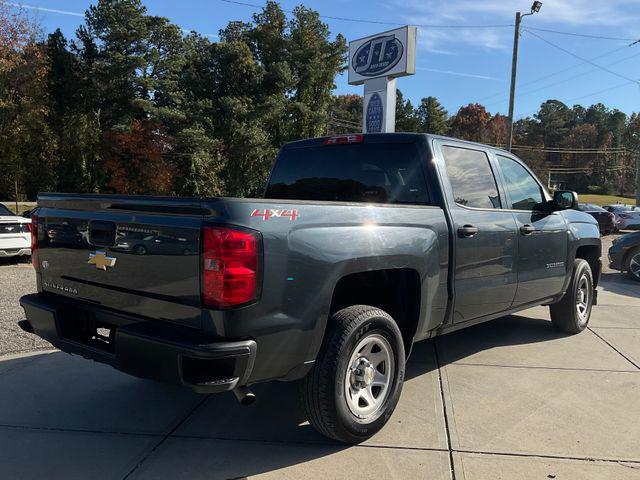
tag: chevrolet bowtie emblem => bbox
[88,251,117,270]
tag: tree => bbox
[417,96,448,135]
[394,90,420,132]
[328,94,362,134]
[485,113,507,146]
[534,100,571,146]
[286,5,346,139]
[449,103,490,142]
[0,3,58,200]
[101,120,175,195]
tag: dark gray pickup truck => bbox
[19,133,601,443]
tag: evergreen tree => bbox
[417,96,448,135]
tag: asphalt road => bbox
[0,233,638,479]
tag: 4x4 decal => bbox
[251,209,300,221]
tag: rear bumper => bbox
[19,293,256,394]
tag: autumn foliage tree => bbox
[102,120,175,195]
[0,3,57,200]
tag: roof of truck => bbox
[283,133,511,155]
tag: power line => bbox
[220,0,513,29]
[525,26,639,43]
[478,43,635,103]
[523,28,640,85]
[221,0,640,44]
[486,50,640,108]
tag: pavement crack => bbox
[588,327,640,370]
[121,395,210,479]
[434,339,456,480]
[453,448,640,465]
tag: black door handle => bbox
[458,225,478,237]
[520,224,535,235]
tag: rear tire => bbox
[624,247,640,281]
[299,305,405,444]
[550,259,593,334]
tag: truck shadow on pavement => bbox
[0,310,587,479]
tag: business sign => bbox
[365,92,384,133]
[348,26,417,86]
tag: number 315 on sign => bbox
[251,209,300,221]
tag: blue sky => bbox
[9,0,640,118]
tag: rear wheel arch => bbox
[328,268,422,357]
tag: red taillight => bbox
[30,214,38,269]
[323,134,364,145]
[202,226,260,308]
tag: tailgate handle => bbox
[88,220,117,247]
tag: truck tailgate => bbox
[35,195,204,328]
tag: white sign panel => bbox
[363,77,396,133]
[348,26,417,86]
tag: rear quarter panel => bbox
[201,198,449,383]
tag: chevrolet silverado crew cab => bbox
[19,133,601,443]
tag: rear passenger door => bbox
[435,142,518,323]
[493,154,569,305]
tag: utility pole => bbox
[507,2,543,152]
[636,153,640,207]
[507,12,521,152]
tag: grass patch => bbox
[579,194,637,206]
[0,202,37,216]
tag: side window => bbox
[497,155,544,211]
[442,146,501,209]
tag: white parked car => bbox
[604,204,640,231]
[0,204,32,258]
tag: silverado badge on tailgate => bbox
[88,251,117,270]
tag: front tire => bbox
[550,259,593,334]
[300,305,405,444]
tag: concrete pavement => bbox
[1,246,639,478]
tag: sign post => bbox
[348,26,417,133]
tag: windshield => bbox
[265,143,430,204]
[0,204,16,216]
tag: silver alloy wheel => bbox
[344,333,394,422]
[630,254,640,279]
[576,274,590,321]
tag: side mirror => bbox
[553,190,578,210]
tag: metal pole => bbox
[636,153,640,207]
[507,12,522,152]
[14,178,18,215]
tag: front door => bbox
[494,154,569,305]
[437,143,518,323]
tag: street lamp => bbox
[506,2,543,151]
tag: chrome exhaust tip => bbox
[233,385,256,405]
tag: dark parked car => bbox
[576,203,616,235]
[604,204,640,230]
[19,133,601,443]
[609,231,640,281]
